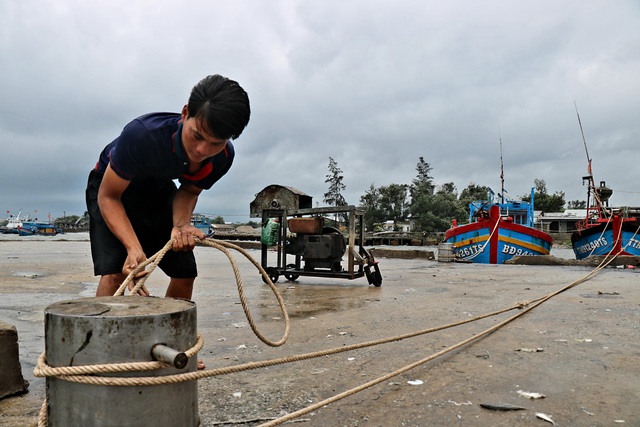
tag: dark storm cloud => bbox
[1,0,639,222]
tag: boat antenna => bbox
[499,124,505,204]
[574,101,600,216]
[574,100,592,177]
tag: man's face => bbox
[180,105,228,164]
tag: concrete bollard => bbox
[44,296,199,427]
[0,321,29,399]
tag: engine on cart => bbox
[250,184,382,286]
[286,224,346,272]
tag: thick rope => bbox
[34,237,624,426]
[115,237,290,347]
[35,237,289,426]
[194,238,290,347]
[34,334,204,378]
[259,251,623,426]
[35,298,537,387]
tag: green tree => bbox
[323,157,347,207]
[567,200,586,209]
[324,157,348,223]
[409,156,435,200]
[378,184,409,223]
[458,183,491,219]
[213,216,225,224]
[522,179,565,212]
[412,183,466,232]
[360,183,384,230]
[408,158,468,232]
[409,157,437,231]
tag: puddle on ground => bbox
[256,282,381,319]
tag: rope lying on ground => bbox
[33,236,625,426]
[34,297,539,386]
[258,249,625,427]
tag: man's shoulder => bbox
[133,112,181,132]
[223,140,235,157]
[120,112,180,146]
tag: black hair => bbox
[187,74,250,140]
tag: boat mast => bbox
[498,124,505,204]
[574,101,595,215]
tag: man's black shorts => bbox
[85,169,197,278]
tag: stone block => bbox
[0,321,29,399]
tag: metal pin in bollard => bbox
[45,297,199,426]
[151,343,189,369]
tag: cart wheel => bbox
[262,267,279,284]
[371,263,382,287]
[284,264,300,281]
[365,263,383,287]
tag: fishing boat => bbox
[570,177,640,260]
[1,210,62,236]
[191,214,213,236]
[18,220,62,236]
[443,133,553,264]
[443,188,553,264]
[570,104,640,260]
[1,210,26,234]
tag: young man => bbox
[86,74,250,300]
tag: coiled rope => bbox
[115,237,290,347]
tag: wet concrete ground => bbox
[0,240,639,426]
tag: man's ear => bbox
[181,105,188,120]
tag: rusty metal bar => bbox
[151,344,188,369]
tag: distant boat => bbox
[570,177,640,260]
[1,210,26,234]
[19,220,63,236]
[191,214,213,236]
[1,210,62,236]
[444,188,553,264]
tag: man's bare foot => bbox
[197,359,205,370]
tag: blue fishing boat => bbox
[191,214,213,236]
[570,105,640,260]
[571,178,640,260]
[0,210,62,236]
[18,221,62,236]
[2,210,61,235]
[444,188,553,264]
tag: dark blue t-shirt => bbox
[95,112,234,190]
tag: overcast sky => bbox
[2,0,639,223]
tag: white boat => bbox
[2,210,27,234]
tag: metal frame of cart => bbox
[260,205,382,286]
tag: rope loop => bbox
[115,237,290,347]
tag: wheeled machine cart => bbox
[250,185,382,286]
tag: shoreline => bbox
[0,231,579,259]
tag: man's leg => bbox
[165,277,196,300]
[166,277,202,369]
[96,273,127,296]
